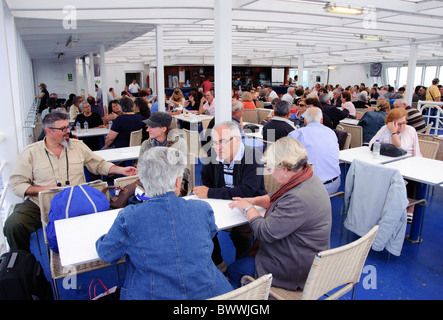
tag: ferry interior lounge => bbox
[1,0,443,303]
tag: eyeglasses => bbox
[297,103,307,107]
[213,137,234,146]
[50,126,70,132]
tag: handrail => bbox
[417,100,443,135]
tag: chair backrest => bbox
[242,109,259,124]
[201,118,212,131]
[129,129,142,146]
[183,128,202,158]
[417,132,434,141]
[38,180,109,244]
[302,225,379,300]
[425,121,434,134]
[209,274,272,300]
[418,139,439,159]
[340,124,362,148]
[432,136,443,161]
[114,175,140,189]
[258,109,271,123]
[264,173,280,195]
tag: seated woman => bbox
[369,107,422,157]
[104,99,123,126]
[358,99,390,144]
[226,137,332,290]
[241,92,257,109]
[167,88,185,115]
[341,91,356,118]
[183,90,201,114]
[139,112,187,158]
[96,147,233,299]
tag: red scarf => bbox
[249,165,313,257]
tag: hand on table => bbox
[193,185,209,199]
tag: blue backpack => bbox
[46,185,110,253]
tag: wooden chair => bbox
[340,123,362,148]
[209,274,272,300]
[418,139,439,159]
[38,180,124,300]
[129,129,142,146]
[269,225,379,300]
[242,109,259,124]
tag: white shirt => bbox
[129,83,140,93]
[268,90,278,100]
[203,99,216,116]
[281,93,294,105]
[369,125,422,157]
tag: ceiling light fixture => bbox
[188,39,213,44]
[296,42,316,47]
[360,34,383,41]
[65,35,79,48]
[324,2,363,15]
[236,26,268,33]
[377,48,391,53]
[329,52,342,56]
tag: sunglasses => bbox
[297,103,307,107]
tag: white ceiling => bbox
[6,0,443,67]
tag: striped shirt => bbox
[406,106,426,133]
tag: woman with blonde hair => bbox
[167,88,185,115]
[241,91,257,109]
[226,137,331,290]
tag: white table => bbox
[339,118,359,126]
[72,127,110,138]
[384,157,443,242]
[174,114,213,131]
[93,146,140,162]
[384,157,443,186]
[54,196,265,267]
[339,146,410,165]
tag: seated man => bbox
[74,101,104,150]
[262,100,297,142]
[393,98,426,133]
[3,112,137,252]
[319,92,349,129]
[288,107,341,195]
[102,97,146,149]
[193,121,267,271]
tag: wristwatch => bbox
[391,132,397,136]
[242,205,254,216]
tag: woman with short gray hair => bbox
[96,147,233,300]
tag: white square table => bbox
[339,118,359,126]
[173,114,213,131]
[54,196,265,267]
[93,146,141,163]
[72,127,110,138]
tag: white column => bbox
[0,0,21,205]
[214,0,232,123]
[99,44,108,107]
[156,25,165,112]
[88,51,95,96]
[82,56,88,95]
[405,44,418,106]
[298,55,304,88]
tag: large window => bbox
[386,65,439,88]
[387,67,397,87]
[423,66,437,87]
[398,67,408,87]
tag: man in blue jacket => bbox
[194,121,267,272]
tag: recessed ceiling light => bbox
[360,34,383,41]
[324,2,363,15]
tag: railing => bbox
[22,98,40,144]
[417,100,443,135]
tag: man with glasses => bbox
[4,112,137,252]
[193,121,267,272]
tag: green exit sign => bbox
[68,73,73,81]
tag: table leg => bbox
[405,182,427,243]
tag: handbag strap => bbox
[89,278,109,300]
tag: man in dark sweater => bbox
[319,92,349,129]
[194,121,267,272]
[262,100,297,142]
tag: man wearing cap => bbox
[139,112,188,157]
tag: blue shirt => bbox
[288,122,340,183]
[96,192,233,300]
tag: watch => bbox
[242,205,254,216]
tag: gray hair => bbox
[213,121,242,137]
[394,98,407,106]
[138,147,186,197]
[232,100,243,113]
[42,112,69,131]
[319,92,329,104]
[357,91,368,102]
[263,137,308,172]
[303,106,322,124]
[79,101,89,111]
[274,100,291,117]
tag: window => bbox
[398,67,408,87]
[387,67,397,87]
[424,66,437,86]
[414,67,423,88]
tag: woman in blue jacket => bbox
[96,147,233,299]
